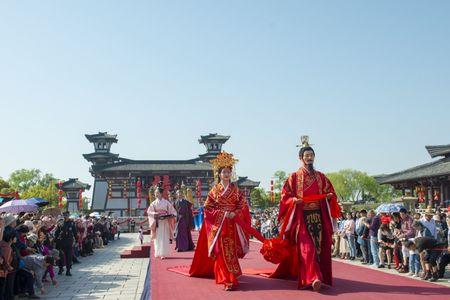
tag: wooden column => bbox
[440,182,445,207]
[446,183,449,204]
[428,185,433,207]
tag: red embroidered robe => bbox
[270,167,341,288]
[189,183,251,286]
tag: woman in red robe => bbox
[189,152,251,291]
[270,142,341,291]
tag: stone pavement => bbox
[41,233,149,300]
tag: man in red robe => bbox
[270,141,341,291]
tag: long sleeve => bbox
[370,216,380,232]
[323,175,341,219]
[187,202,195,230]
[167,200,177,217]
[54,226,60,239]
[204,190,225,222]
[147,204,157,216]
[234,188,249,222]
[72,223,78,241]
[24,256,44,289]
[278,173,297,222]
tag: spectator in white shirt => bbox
[421,208,437,238]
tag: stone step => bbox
[121,243,151,259]
[121,251,149,259]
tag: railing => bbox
[115,216,149,232]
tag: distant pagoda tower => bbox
[198,133,230,161]
[83,132,119,167]
[57,178,91,212]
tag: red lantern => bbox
[152,176,161,186]
[162,175,170,199]
[107,180,113,199]
[136,178,142,209]
[434,191,440,202]
[123,180,128,198]
[416,186,425,203]
[58,181,64,208]
[270,179,274,202]
[79,189,84,210]
[196,180,202,202]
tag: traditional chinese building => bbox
[376,144,450,208]
[84,132,259,216]
[57,178,91,212]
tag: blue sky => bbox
[1,1,449,197]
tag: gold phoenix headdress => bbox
[210,151,238,183]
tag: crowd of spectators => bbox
[252,205,449,282]
[334,207,449,282]
[0,211,120,299]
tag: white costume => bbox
[147,198,177,258]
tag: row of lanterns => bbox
[106,176,205,209]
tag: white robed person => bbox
[147,183,177,259]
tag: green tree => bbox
[0,178,11,194]
[327,169,400,203]
[273,170,287,191]
[272,170,288,203]
[21,181,60,207]
[7,169,60,206]
[327,170,354,202]
[80,196,91,213]
[250,188,270,209]
[0,178,9,190]
[373,184,401,203]
[39,173,58,187]
[8,169,42,192]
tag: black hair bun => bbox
[156,181,164,193]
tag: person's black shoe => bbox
[28,295,40,299]
[66,271,72,276]
[377,265,385,268]
[58,269,64,275]
[429,273,439,282]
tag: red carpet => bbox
[148,232,450,300]
[167,265,277,276]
